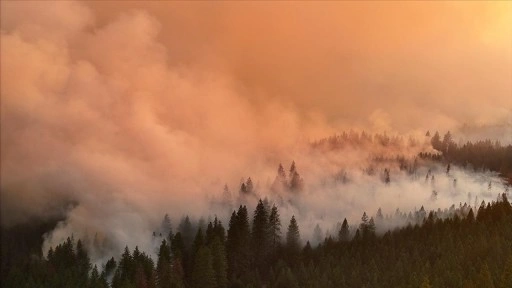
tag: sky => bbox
[84,1,512,133]
[1,0,511,261]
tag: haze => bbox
[1,0,511,261]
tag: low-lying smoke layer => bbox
[1,1,511,265]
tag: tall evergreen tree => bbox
[193,228,204,255]
[76,239,91,285]
[252,199,270,274]
[499,256,512,288]
[338,218,350,242]
[271,163,288,192]
[210,237,228,288]
[178,216,194,251]
[475,263,495,288]
[246,178,254,194]
[226,206,251,279]
[289,162,304,192]
[268,204,282,252]
[191,247,216,288]
[431,131,442,151]
[286,216,301,264]
[160,214,173,242]
[156,240,172,288]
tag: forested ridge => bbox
[422,131,512,184]
[2,194,511,288]
[2,133,512,288]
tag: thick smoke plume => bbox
[1,1,511,264]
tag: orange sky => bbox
[1,1,512,226]
[84,1,512,133]
[1,2,512,259]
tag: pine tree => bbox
[213,217,226,243]
[178,216,194,251]
[383,168,390,184]
[226,210,238,278]
[252,199,270,273]
[222,184,232,207]
[338,218,350,242]
[442,131,453,154]
[368,217,376,235]
[210,237,228,288]
[290,171,304,193]
[360,212,369,229]
[236,205,251,275]
[193,228,204,255]
[289,162,304,193]
[420,276,432,288]
[272,163,288,192]
[160,214,173,242]
[156,240,172,288]
[205,222,215,246]
[289,161,296,180]
[105,257,117,277]
[119,246,134,284]
[246,178,254,194]
[359,212,375,240]
[269,204,282,252]
[475,263,495,288]
[227,206,251,279]
[286,216,301,264]
[239,183,247,195]
[431,131,442,151]
[499,256,512,288]
[191,247,216,288]
[76,239,91,284]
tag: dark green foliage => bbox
[2,193,511,288]
[191,247,216,288]
[210,237,228,288]
[286,216,301,265]
[226,205,251,279]
[269,204,282,252]
[359,212,376,240]
[252,199,270,274]
[160,214,173,242]
[338,218,350,242]
[156,240,172,288]
[421,132,512,183]
[289,161,304,193]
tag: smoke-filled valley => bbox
[1,1,512,288]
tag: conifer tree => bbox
[210,237,228,288]
[271,163,288,192]
[252,199,270,272]
[499,256,512,288]
[191,247,216,288]
[338,218,350,242]
[476,263,495,288]
[160,214,173,242]
[246,177,254,194]
[156,240,172,288]
[286,216,301,264]
[269,204,282,252]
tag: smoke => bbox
[1,1,511,264]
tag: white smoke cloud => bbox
[1,1,510,265]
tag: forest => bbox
[3,1,512,287]
[2,133,512,288]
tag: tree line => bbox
[421,131,512,184]
[2,193,512,288]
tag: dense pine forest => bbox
[2,133,512,288]
[3,1,511,287]
[2,193,512,288]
